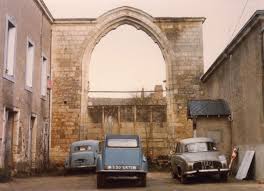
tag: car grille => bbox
[74,159,93,166]
[193,161,222,170]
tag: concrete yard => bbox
[0,172,263,191]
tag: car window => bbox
[184,142,217,153]
[99,141,104,153]
[74,145,92,152]
[176,143,180,153]
[107,139,138,148]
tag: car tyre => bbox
[220,173,228,182]
[177,167,187,184]
[171,168,177,179]
[97,173,105,188]
[180,175,187,184]
[63,168,71,176]
[139,173,147,187]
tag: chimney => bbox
[141,88,145,98]
[153,85,163,99]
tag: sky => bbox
[44,0,264,97]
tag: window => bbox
[184,142,217,153]
[152,105,167,123]
[136,106,151,122]
[120,106,134,122]
[25,39,34,88]
[88,106,102,123]
[107,139,138,148]
[4,17,16,77]
[41,55,47,96]
[175,143,180,153]
[74,145,92,152]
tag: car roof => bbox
[71,140,99,146]
[180,137,214,144]
[106,134,139,140]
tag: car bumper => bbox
[184,168,229,176]
[71,164,96,169]
[96,170,147,179]
[97,169,147,173]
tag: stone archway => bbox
[80,7,174,133]
[51,6,205,165]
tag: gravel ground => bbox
[0,172,263,191]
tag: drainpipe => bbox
[261,28,264,125]
[48,14,53,167]
[193,117,197,138]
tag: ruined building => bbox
[85,86,167,159]
[50,7,205,165]
[5,0,264,181]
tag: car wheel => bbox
[177,167,187,184]
[171,168,177,179]
[97,173,105,188]
[63,168,71,176]
[220,173,228,182]
[139,173,147,187]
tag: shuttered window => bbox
[41,56,47,96]
[4,18,16,77]
[26,40,34,88]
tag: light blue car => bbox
[65,140,100,170]
[96,135,148,188]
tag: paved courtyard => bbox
[0,172,263,191]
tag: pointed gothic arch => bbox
[51,6,204,165]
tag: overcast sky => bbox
[44,0,264,97]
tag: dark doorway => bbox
[2,108,17,178]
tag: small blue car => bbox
[65,140,100,170]
[96,135,148,188]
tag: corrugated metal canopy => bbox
[187,99,230,118]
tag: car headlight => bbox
[105,165,112,170]
[187,162,194,170]
[219,155,227,167]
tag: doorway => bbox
[0,108,19,177]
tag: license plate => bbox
[107,165,137,170]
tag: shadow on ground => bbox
[101,178,145,189]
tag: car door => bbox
[175,143,186,174]
[171,143,180,172]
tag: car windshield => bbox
[107,139,138,148]
[184,142,217,153]
[74,145,92,152]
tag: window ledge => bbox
[3,74,15,83]
[41,95,47,101]
[25,85,33,93]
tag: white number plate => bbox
[108,165,137,170]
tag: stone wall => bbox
[50,7,204,165]
[155,19,204,140]
[84,103,167,158]
[0,0,52,175]
[195,117,231,157]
